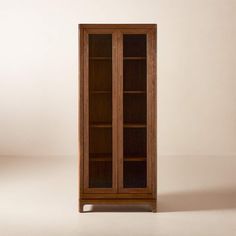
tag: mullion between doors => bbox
[112,31,118,193]
[117,31,123,192]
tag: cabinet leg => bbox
[151,201,157,213]
[79,202,84,213]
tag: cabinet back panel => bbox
[123,34,146,57]
[89,93,112,123]
[89,60,112,91]
[124,162,147,188]
[89,161,112,188]
[123,60,146,91]
[89,128,112,154]
[123,128,147,156]
[89,34,112,57]
[124,94,146,124]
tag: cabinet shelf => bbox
[90,90,111,94]
[90,157,112,162]
[90,123,112,128]
[89,57,112,60]
[124,91,146,94]
[124,123,146,128]
[90,153,111,158]
[123,57,146,60]
[124,157,146,162]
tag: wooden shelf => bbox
[90,157,112,162]
[90,153,111,157]
[124,123,146,128]
[123,57,146,60]
[124,91,146,94]
[90,123,112,128]
[90,90,111,94]
[90,56,112,60]
[124,157,146,162]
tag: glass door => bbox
[118,31,152,193]
[84,31,117,193]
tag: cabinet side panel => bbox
[79,26,84,196]
[154,27,157,199]
[147,26,157,197]
[150,27,157,198]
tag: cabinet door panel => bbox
[83,30,117,193]
[117,30,155,193]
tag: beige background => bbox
[0,0,235,158]
[0,1,236,235]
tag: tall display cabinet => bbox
[79,24,157,212]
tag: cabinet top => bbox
[79,24,157,29]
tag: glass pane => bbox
[124,162,146,188]
[123,34,147,188]
[88,34,113,188]
[123,34,146,57]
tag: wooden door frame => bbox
[80,27,118,194]
[117,27,156,194]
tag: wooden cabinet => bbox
[79,24,157,212]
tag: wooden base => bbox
[79,199,157,213]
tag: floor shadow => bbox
[158,188,236,212]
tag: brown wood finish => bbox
[81,193,154,199]
[80,199,157,212]
[79,24,157,212]
[84,29,117,194]
[118,28,152,194]
[80,24,156,29]
[79,26,84,198]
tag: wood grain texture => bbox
[117,29,123,193]
[81,193,154,199]
[112,31,118,193]
[83,29,89,192]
